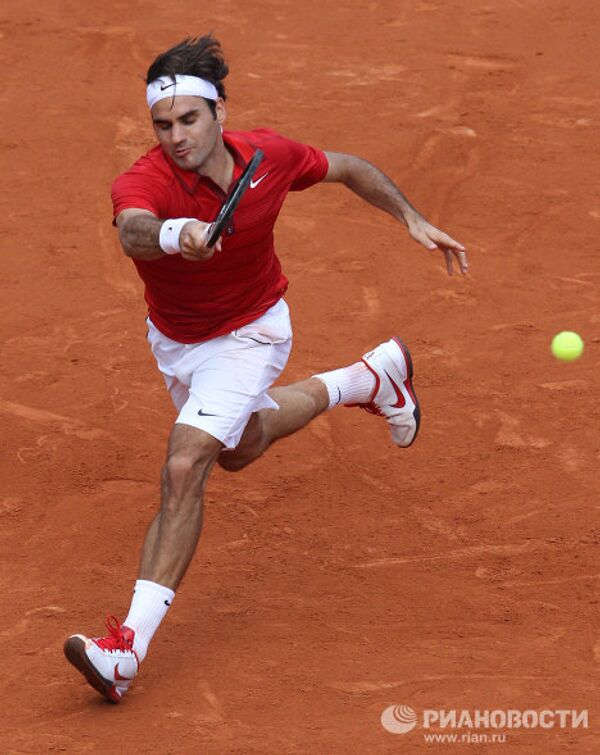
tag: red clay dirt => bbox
[1,1,598,752]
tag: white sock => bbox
[123,579,175,663]
[313,361,376,409]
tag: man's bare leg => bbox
[115,424,223,663]
[218,377,330,471]
[138,424,222,589]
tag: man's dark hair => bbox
[146,35,228,116]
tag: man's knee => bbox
[217,413,265,473]
[217,450,254,473]
[164,429,221,498]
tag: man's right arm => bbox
[116,209,165,260]
[116,208,222,261]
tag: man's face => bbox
[151,95,225,171]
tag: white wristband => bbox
[159,217,197,255]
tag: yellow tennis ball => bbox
[551,331,584,361]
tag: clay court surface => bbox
[1,0,599,752]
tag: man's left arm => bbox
[323,151,468,276]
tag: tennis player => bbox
[64,35,468,703]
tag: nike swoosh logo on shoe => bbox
[114,663,134,682]
[385,370,406,409]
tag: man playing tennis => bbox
[64,35,468,703]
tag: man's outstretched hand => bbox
[407,215,468,276]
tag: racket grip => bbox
[205,222,218,248]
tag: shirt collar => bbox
[162,130,255,196]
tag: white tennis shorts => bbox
[146,299,292,449]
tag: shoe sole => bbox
[63,636,120,704]
[392,336,421,447]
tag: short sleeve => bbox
[287,139,329,192]
[111,156,172,222]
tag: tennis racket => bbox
[205,149,264,248]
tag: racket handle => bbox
[205,222,218,248]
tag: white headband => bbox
[146,75,219,109]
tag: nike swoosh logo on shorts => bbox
[385,370,407,409]
[197,409,217,417]
[114,663,134,682]
[250,172,269,189]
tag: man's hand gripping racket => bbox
[205,149,264,248]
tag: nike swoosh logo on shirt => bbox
[250,172,269,189]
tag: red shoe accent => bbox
[349,358,383,415]
[393,337,418,405]
[344,359,382,413]
[385,369,407,409]
[92,615,136,656]
[114,662,135,682]
[360,357,381,403]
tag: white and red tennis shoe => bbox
[64,616,139,703]
[357,337,421,447]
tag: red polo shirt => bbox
[111,129,329,342]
